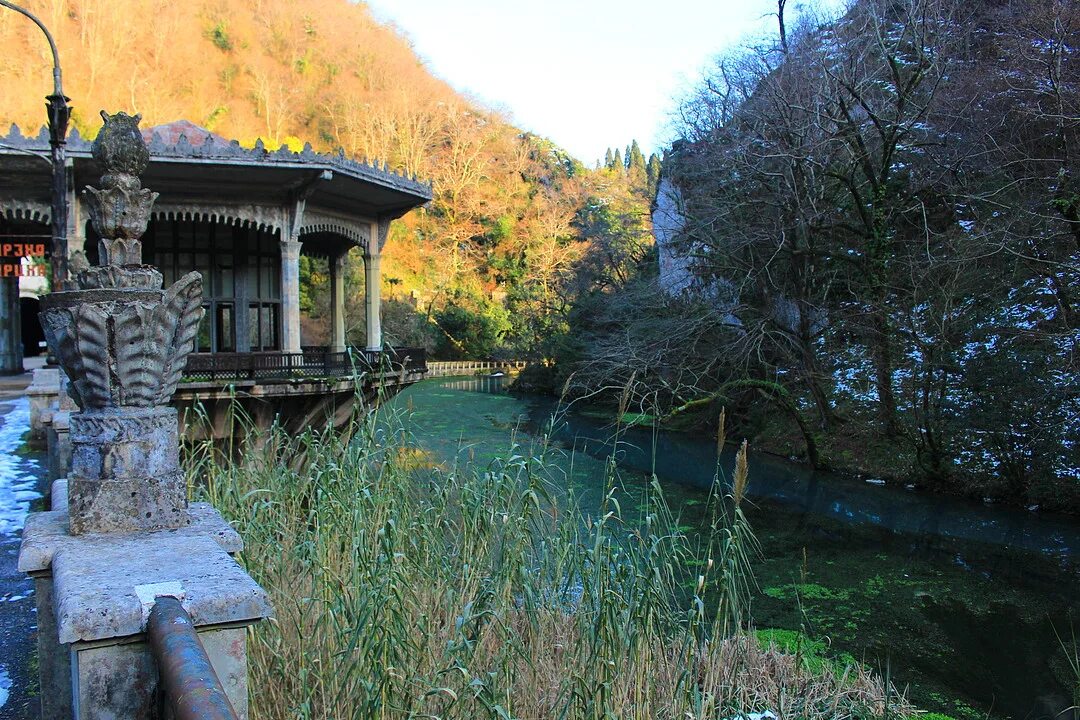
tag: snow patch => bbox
[0,397,41,537]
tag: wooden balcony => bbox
[182,347,427,383]
[174,347,427,442]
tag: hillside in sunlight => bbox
[0,0,659,359]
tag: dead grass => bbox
[191,402,913,720]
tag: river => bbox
[388,375,1080,720]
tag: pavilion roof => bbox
[141,120,228,147]
[0,121,433,204]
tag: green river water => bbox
[387,376,1080,720]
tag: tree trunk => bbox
[871,308,899,436]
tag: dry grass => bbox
[189,401,912,720]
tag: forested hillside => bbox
[567,0,1079,510]
[0,0,657,358]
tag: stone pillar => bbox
[329,252,346,353]
[27,367,60,449]
[21,110,271,720]
[281,237,302,352]
[68,174,85,258]
[68,408,187,534]
[364,221,382,352]
[0,276,23,374]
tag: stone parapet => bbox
[52,533,269,645]
[46,410,72,481]
[50,478,68,510]
[18,501,266,720]
[26,367,60,448]
[18,501,242,574]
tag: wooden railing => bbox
[425,360,527,378]
[182,347,427,382]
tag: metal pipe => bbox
[146,597,238,720]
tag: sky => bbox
[363,0,796,165]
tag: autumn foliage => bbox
[0,0,655,358]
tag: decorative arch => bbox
[151,203,286,235]
[299,209,370,252]
[0,199,50,225]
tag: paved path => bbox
[0,396,46,719]
[0,357,44,403]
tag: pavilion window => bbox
[140,218,281,353]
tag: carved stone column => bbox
[329,251,346,353]
[280,237,302,353]
[38,111,201,534]
[21,110,271,720]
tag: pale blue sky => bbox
[363,1,816,165]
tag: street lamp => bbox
[0,0,70,291]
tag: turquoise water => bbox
[388,376,1080,720]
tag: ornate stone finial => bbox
[83,111,158,265]
[38,110,204,534]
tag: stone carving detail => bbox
[40,112,204,413]
[152,202,287,235]
[38,111,201,534]
[0,198,51,224]
[300,209,371,250]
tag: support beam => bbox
[329,252,346,353]
[66,160,79,254]
[364,221,382,351]
[363,251,381,352]
[0,277,22,374]
[280,238,302,352]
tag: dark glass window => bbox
[141,219,282,352]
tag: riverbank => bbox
[515,370,1080,516]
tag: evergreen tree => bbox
[627,140,647,188]
[612,148,623,172]
[604,148,614,169]
[646,153,662,197]
[628,140,646,174]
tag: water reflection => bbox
[431,375,1079,563]
[390,376,1080,719]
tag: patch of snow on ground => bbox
[0,666,9,709]
[0,397,40,537]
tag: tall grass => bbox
[187,397,907,720]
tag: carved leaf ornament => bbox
[40,111,205,412]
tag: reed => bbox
[188,399,910,720]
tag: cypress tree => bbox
[646,153,662,196]
[604,148,614,169]
[628,140,646,175]
[612,148,623,172]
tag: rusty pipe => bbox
[146,597,239,720]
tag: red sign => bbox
[1,242,48,277]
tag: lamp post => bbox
[0,0,70,291]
